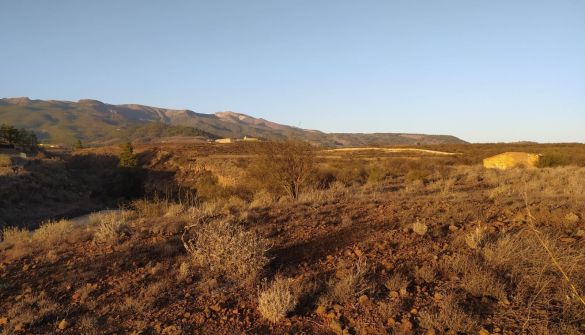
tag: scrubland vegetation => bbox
[1,141,585,334]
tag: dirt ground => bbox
[1,143,584,334]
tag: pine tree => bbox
[118,142,137,168]
[74,139,84,150]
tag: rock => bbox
[479,329,490,335]
[400,319,413,332]
[162,325,181,335]
[389,291,399,299]
[354,248,364,257]
[210,304,222,312]
[358,295,369,304]
[387,318,396,327]
[433,292,443,301]
[410,308,417,315]
[58,319,69,330]
[426,330,436,335]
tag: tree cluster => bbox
[0,124,38,149]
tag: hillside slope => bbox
[0,97,467,146]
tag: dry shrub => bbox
[412,220,428,236]
[132,199,185,218]
[182,219,270,285]
[418,293,479,333]
[32,219,72,247]
[445,253,507,301]
[1,226,31,244]
[384,273,410,293]
[91,211,132,245]
[250,141,316,199]
[414,264,437,284]
[2,292,59,334]
[250,189,274,208]
[164,203,186,217]
[3,233,30,262]
[481,228,585,328]
[222,196,248,212]
[197,200,222,217]
[464,222,488,250]
[123,281,169,312]
[488,184,513,200]
[177,261,192,281]
[325,259,369,305]
[0,154,11,167]
[258,277,297,323]
[461,265,507,301]
[77,315,99,335]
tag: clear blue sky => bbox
[1,1,584,143]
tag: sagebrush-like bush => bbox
[182,219,270,284]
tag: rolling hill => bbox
[0,97,467,146]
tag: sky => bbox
[1,0,584,143]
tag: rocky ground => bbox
[1,146,585,334]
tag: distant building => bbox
[243,136,260,142]
[215,138,233,144]
[483,152,540,170]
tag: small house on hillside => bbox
[483,152,540,170]
[243,136,260,142]
[215,138,233,144]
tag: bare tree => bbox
[254,140,316,200]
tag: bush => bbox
[91,211,132,245]
[538,151,571,167]
[182,219,270,284]
[412,220,428,236]
[32,219,72,247]
[418,293,479,333]
[325,259,369,304]
[258,277,297,323]
[251,141,316,199]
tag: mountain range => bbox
[0,97,467,146]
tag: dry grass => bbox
[258,277,297,323]
[91,211,132,245]
[414,264,437,284]
[418,293,479,333]
[481,227,585,329]
[1,292,59,335]
[324,259,370,305]
[1,226,31,244]
[122,281,169,312]
[0,154,11,167]
[464,222,487,249]
[182,219,270,285]
[250,189,275,208]
[384,273,410,294]
[32,219,72,247]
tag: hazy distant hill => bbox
[0,97,467,146]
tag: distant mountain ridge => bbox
[0,97,467,146]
